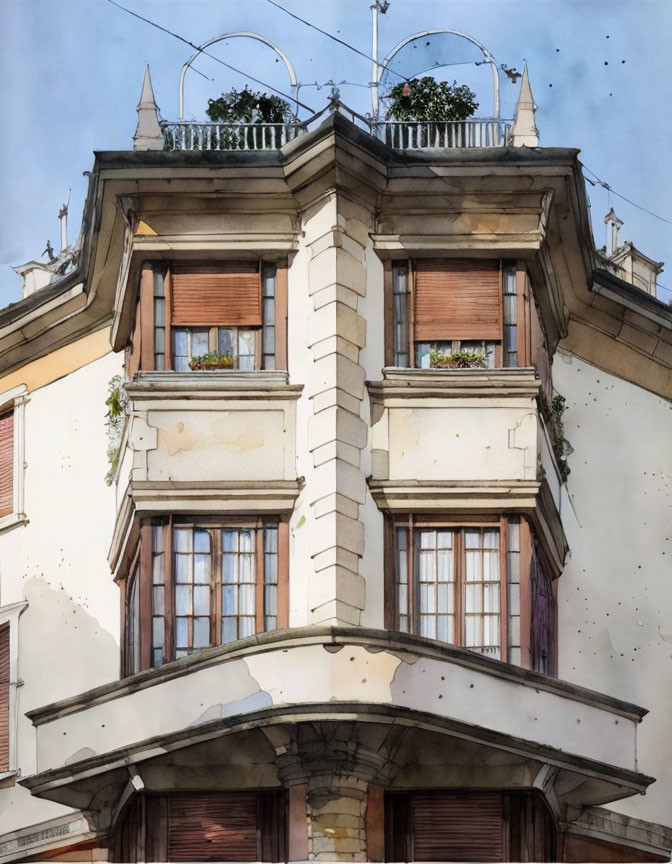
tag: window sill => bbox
[127,371,303,401]
[0,770,18,787]
[368,367,541,399]
[0,512,28,535]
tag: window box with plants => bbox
[188,352,235,371]
[429,350,487,369]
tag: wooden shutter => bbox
[413,793,504,862]
[0,623,9,772]
[0,412,13,518]
[414,260,501,341]
[171,264,261,327]
[169,793,259,862]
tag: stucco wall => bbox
[554,349,672,828]
[0,348,122,836]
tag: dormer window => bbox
[129,261,286,375]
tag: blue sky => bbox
[2,0,671,307]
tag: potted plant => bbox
[429,350,486,369]
[206,87,294,149]
[386,76,478,147]
[188,352,235,371]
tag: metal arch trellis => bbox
[373,29,500,121]
[178,32,299,121]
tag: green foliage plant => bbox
[207,87,292,124]
[104,375,127,486]
[548,392,572,483]
[189,352,235,371]
[386,77,479,122]
[430,349,486,369]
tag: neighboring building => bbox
[0,65,671,863]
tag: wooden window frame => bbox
[385,259,547,373]
[121,516,289,675]
[0,601,27,779]
[131,261,288,376]
[385,515,557,674]
[0,386,27,531]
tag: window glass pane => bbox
[221,617,237,644]
[176,585,190,615]
[176,617,189,649]
[265,585,277,617]
[222,585,236,615]
[419,583,435,614]
[191,330,209,356]
[419,551,435,583]
[419,530,436,550]
[154,298,165,327]
[465,584,482,613]
[193,585,210,616]
[174,328,188,357]
[153,586,165,615]
[239,617,255,638]
[239,331,255,356]
[194,529,210,553]
[262,267,276,298]
[221,529,235,553]
[174,528,191,553]
[174,554,190,583]
[483,551,500,581]
[263,325,275,354]
[263,298,275,322]
[264,553,278,582]
[437,550,453,582]
[194,553,211,584]
[483,583,500,613]
[465,551,480,582]
[193,617,210,648]
[465,616,479,647]
[218,329,234,356]
[222,554,236,584]
[239,584,255,616]
[420,617,436,639]
[152,617,164,647]
[464,530,482,549]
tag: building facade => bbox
[0,70,671,862]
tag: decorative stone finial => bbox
[511,61,539,147]
[604,207,624,254]
[133,64,163,151]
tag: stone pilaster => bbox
[304,195,372,625]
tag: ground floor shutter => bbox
[0,623,8,772]
[168,792,260,862]
[412,792,505,862]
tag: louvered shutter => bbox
[0,412,13,518]
[0,624,9,772]
[171,264,261,327]
[414,260,501,341]
[169,793,259,862]
[413,793,504,862]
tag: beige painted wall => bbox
[554,349,672,828]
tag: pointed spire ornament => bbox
[511,62,539,147]
[133,64,163,151]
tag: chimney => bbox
[604,208,623,256]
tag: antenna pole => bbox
[371,2,379,119]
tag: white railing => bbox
[372,119,512,149]
[162,122,307,151]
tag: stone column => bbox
[266,722,408,861]
[304,194,373,625]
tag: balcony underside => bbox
[22,629,651,832]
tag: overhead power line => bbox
[582,163,672,227]
[263,0,408,83]
[105,0,316,112]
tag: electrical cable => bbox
[105,0,316,112]
[263,0,408,82]
[582,163,672,226]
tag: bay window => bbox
[128,261,287,375]
[385,259,549,384]
[387,515,556,672]
[122,517,288,676]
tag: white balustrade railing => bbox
[162,122,307,151]
[371,119,513,149]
